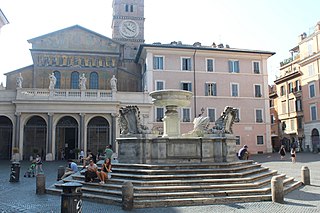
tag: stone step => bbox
[109,167,269,180]
[133,194,272,208]
[112,160,254,170]
[112,163,262,175]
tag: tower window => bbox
[125,4,134,12]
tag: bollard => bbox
[36,173,46,194]
[122,181,134,210]
[61,182,83,213]
[301,166,310,185]
[271,175,284,204]
[57,166,65,181]
[9,161,20,182]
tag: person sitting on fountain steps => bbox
[238,145,249,160]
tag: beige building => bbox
[137,43,274,154]
[274,21,320,152]
[0,0,275,160]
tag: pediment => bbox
[28,25,121,53]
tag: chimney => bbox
[218,43,224,48]
[193,42,201,47]
[211,42,216,48]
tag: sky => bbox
[0,0,320,86]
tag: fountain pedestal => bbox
[163,105,180,137]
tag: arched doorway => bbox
[24,116,47,160]
[0,116,13,160]
[311,128,320,153]
[87,116,110,157]
[56,116,78,160]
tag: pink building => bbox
[137,42,275,154]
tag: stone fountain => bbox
[116,89,237,164]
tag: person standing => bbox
[104,145,113,160]
[279,145,286,160]
[291,147,296,163]
[35,154,43,175]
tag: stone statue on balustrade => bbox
[118,105,149,135]
[49,73,56,90]
[16,73,23,89]
[79,73,87,90]
[110,75,117,92]
[211,106,239,134]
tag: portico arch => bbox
[56,116,78,160]
[0,116,13,160]
[87,116,110,156]
[23,116,47,160]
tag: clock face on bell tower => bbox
[112,0,145,60]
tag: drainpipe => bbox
[193,50,197,118]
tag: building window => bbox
[288,82,294,93]
[295,99,302,112]
[182,108,191,122]
[290,119,295,131]
[71,71,79,89]
[308,64,315,76]
[255,109,263,123]
[181,57,191,71]
[253,61,260,74]
[125,4,133,12]
[205,83,217,96]
[181,82,192,91]
[310,105,317,121]
[53,71,61,89]
[155,81,164,90]
[309,83,315,98]
[231,83,239,97]
[153,56,164,70]
[281,101,286,114]
[228,60,240,73]
[208,108,216,122]
[280,85,286,96]
[156,108,164,122]
[295,80,301,91]
[89,72,99,89]
[297,117,303,129]
[289,99,295,113]
[257,135,264,145]
[271,114,275,124]
[254,84,262,97]
[206,58,215,72]
[236,136,240,145]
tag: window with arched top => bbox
[89,72,99,89]
[71,71,79,89]
[53,71,61,89]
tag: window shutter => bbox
[213,83,217,96]
[205,83,208,96]
[228,61,232,72]
[235,61,239,73]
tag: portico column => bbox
[47,113,53,153]
[111,113,117,149]
[80,113,85,151]
[14,112,21,148]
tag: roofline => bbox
[4,65,34,75]
[0,9,9,24]
[30,49,121,56]
[27,25,122,45]
[135,43,275,62]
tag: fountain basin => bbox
[149,89,193,107]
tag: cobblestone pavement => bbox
[0,152,319,212]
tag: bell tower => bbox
[112,0,145,60]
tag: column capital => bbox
[15,112,21,116]
[80,113,86,117]
[48,112,54,117]
[111,113,118,117]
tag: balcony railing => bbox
[16,88,113,101]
